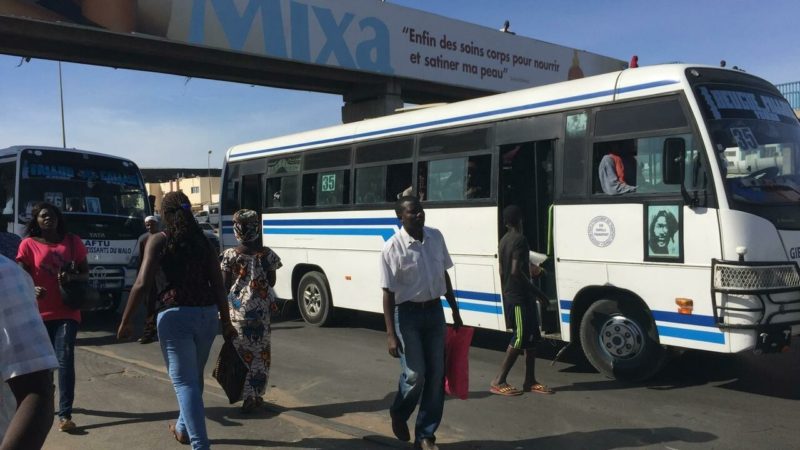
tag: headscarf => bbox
[233,209,260,243]
[145,215,158,224]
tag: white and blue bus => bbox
[0,145,151,312]
[220,65,800,380]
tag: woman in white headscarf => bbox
[219,209,282,413]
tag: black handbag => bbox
[59,235,101,310]
[212,339,248,404]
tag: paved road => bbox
[62,307,799,449]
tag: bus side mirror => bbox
[662,138,686,185]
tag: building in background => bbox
[776,81,800,117]
[141,168,221,212]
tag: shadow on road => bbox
[293,392,394,418]
[439,426,717,450]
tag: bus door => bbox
[497,114,560,332]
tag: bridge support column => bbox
[341,80,404,123]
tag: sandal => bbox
[489,383,523,396]
[169,422,189,445]
[525,383,554,395]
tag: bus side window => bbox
[355,139,413,202]
[266,156,300,209]
[1,161,16,223]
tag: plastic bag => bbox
[444,326,474,400]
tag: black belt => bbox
[398,299,441,309]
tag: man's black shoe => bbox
[390,413,410,442]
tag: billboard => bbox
[0,0,626,93]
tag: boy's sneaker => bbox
[58,418,76,432]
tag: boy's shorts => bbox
[509,303,541,350]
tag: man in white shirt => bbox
[380,196,462,450]
[0,255,58,450]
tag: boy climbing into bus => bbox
[491,205,554,396]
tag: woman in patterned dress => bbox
[220,209,282,413]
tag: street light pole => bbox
[58,61,66,148]
[207,150,212,206]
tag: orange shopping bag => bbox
[444,326,474,400]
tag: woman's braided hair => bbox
[160,191,210,273]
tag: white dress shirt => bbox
[0,256,58,441]
[380,226,453,304]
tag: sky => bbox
[0,0,798,170]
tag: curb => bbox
[78,345,406,448]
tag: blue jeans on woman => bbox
[390,304,446,445]
[45,319,78,420]
[157,305,218,450]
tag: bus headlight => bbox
[713,262,800,293]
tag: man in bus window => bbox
[380,195,462,450]
[491,205,553,396]
[598,142,637,195]
[465,158,489,199]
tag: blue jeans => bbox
[45,319,78,420]
[157,306,218,450]
[391,304,446,444]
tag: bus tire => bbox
[297,271,333,326]
[579,297,665,382]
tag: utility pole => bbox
[207,150,212,206]
[58,61,66,148]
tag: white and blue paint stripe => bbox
[260,217,401,241]
[559,300,725,345]
[441,290,503,314]
[230,80,680,160]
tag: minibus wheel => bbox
[579,297,665,382]
[297,271,333,326]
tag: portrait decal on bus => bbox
[644,203,683,262]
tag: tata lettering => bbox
[190,0,393,73]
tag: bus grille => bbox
[713,263,800,292]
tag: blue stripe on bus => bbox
[560,299,718,328]
[263,218,400,227]
[656,325,725,344]
[231,80,679,159]
[263,227,396,241]
[454,290,501,303]
[559,300,725,344]
[652,310,717,327]
[441,299,502,314]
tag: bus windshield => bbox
[694,83,800,230]
[18,149,149,239]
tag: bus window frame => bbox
[556,94,718,207]
[264,155,302,211]
[415,124,496,207]
[298,146,353,210]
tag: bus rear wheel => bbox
[297,271,333,326]
[579,297,665,382]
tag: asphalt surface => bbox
[44,306,800,449]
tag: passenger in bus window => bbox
[465,157,490,199]
[598,142,637,195]
[380,195,462,449]
[491,205,553,396]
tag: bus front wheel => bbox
[297,271,333,326]
[579,297,665,382]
